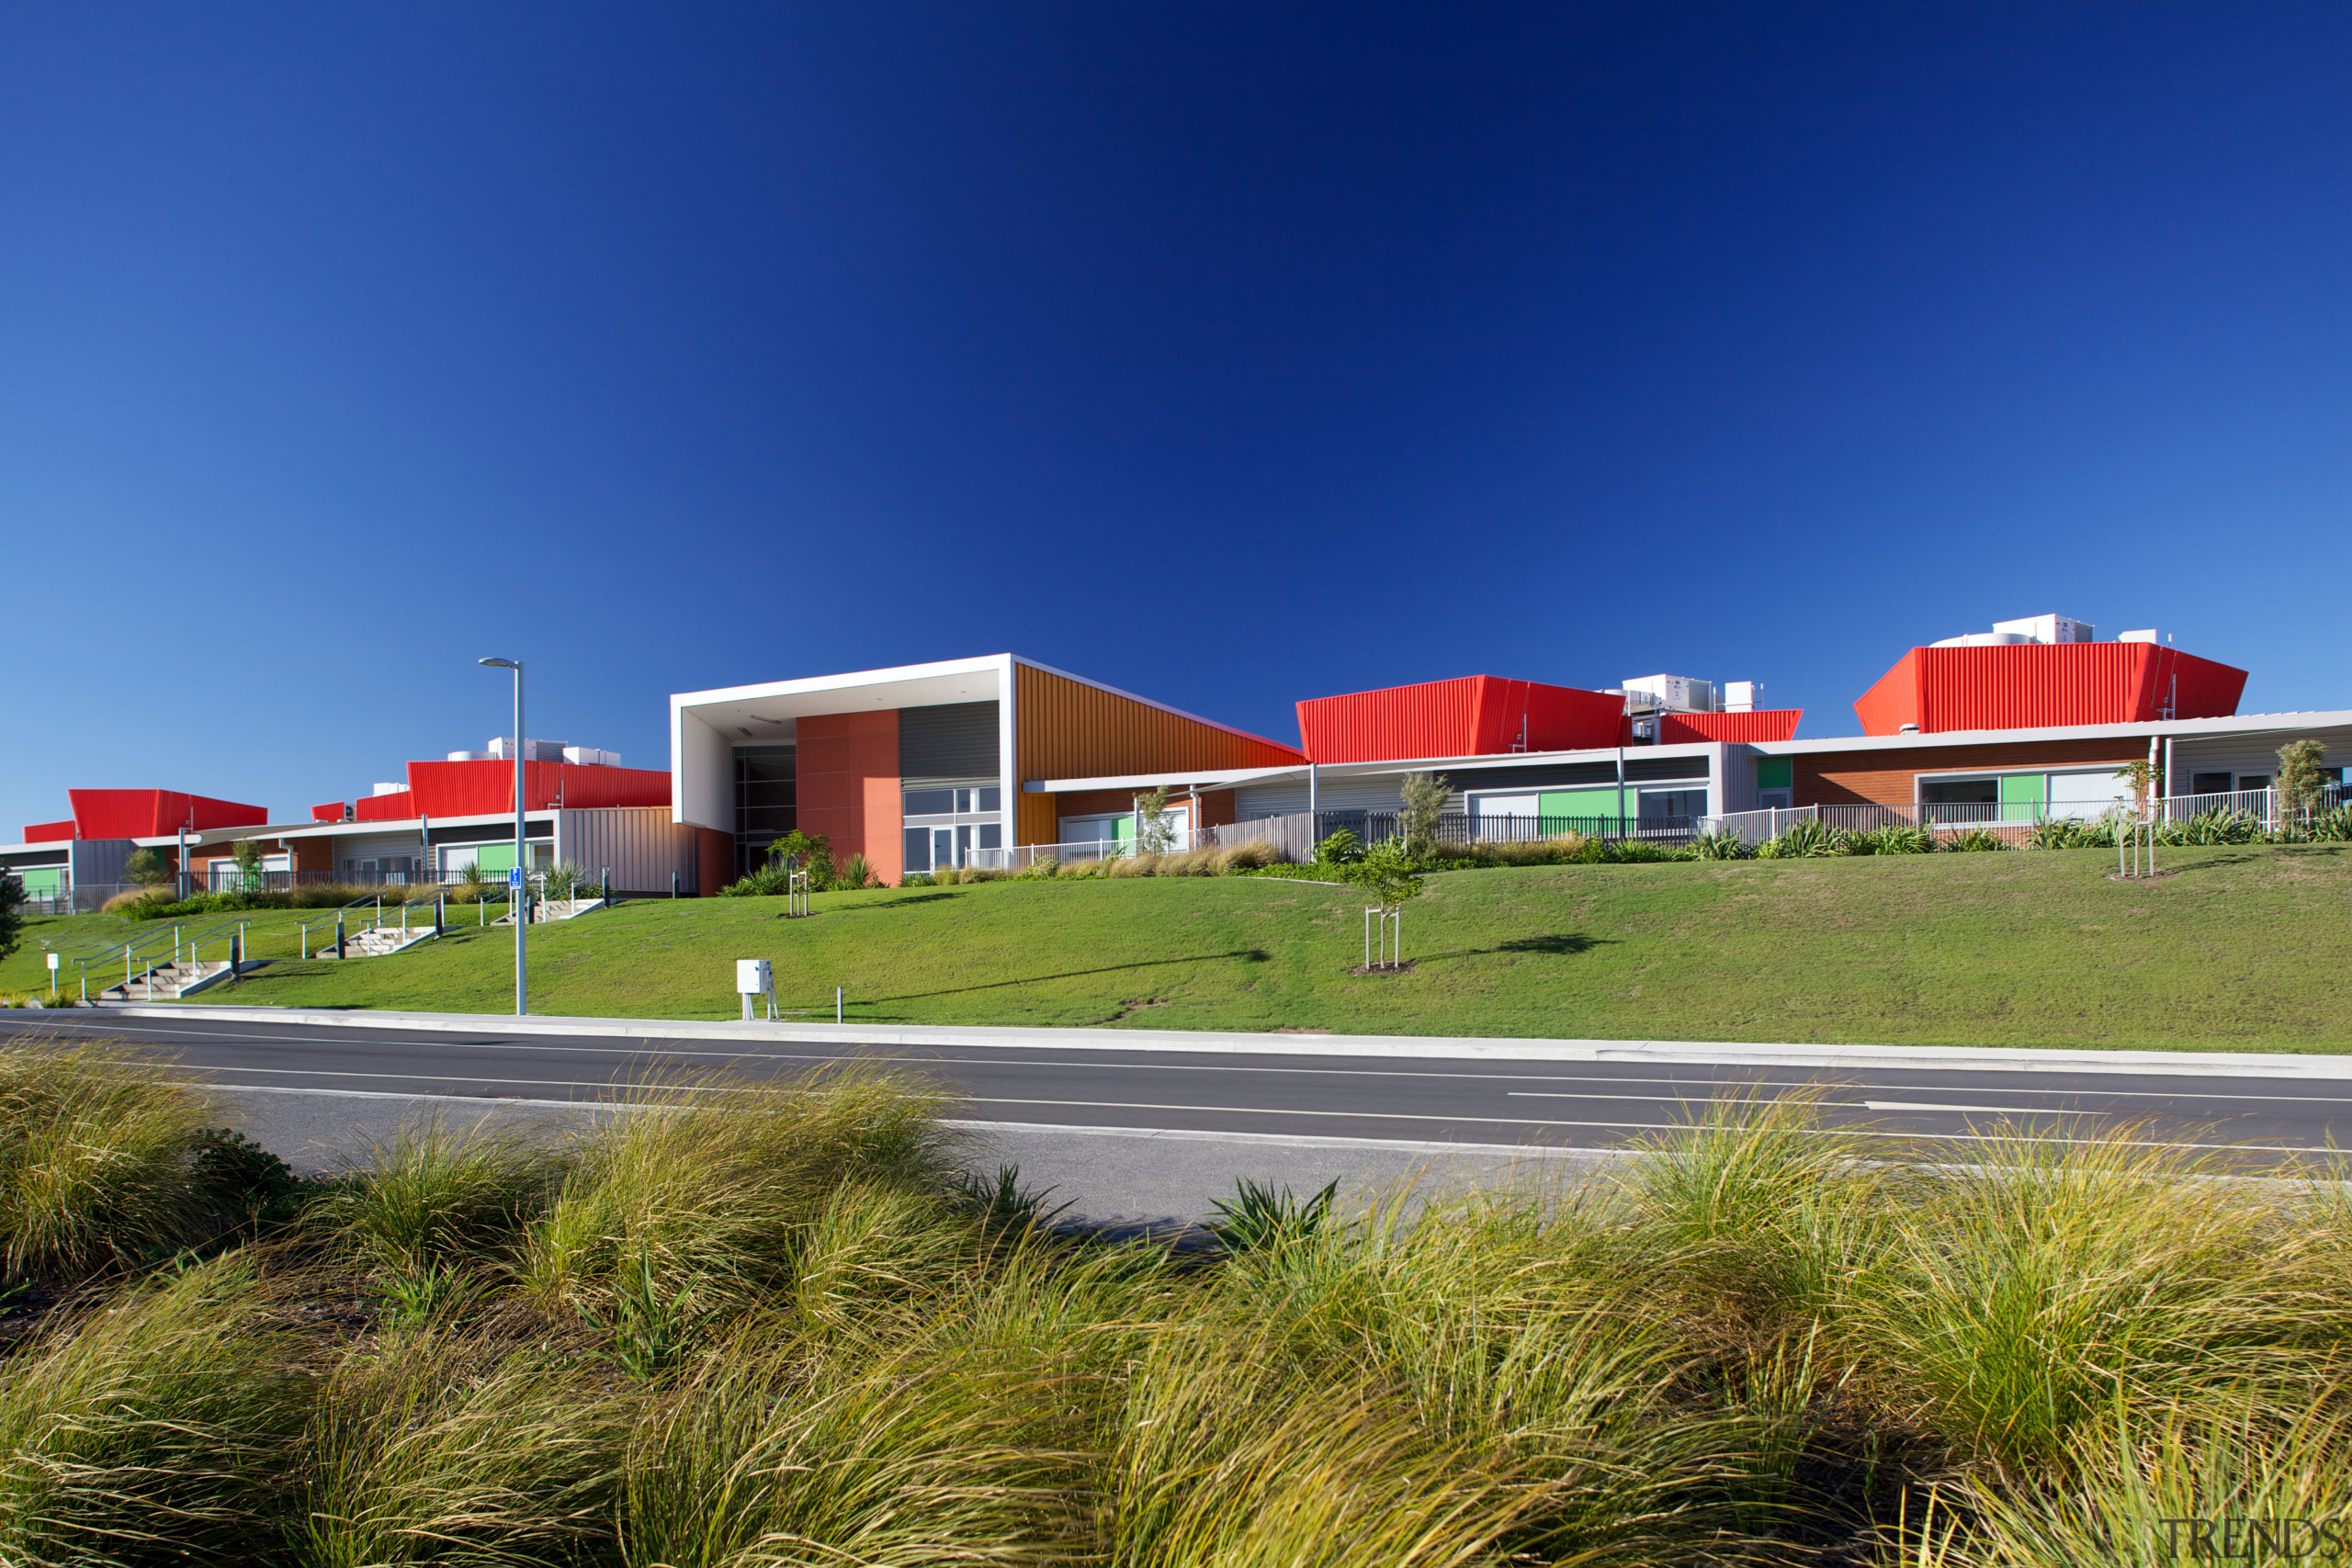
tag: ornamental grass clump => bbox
[0,1254,298,1564]
[0,1039,238,1281]
[515,1068,964,1323]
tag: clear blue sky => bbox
[4,3,2346,829]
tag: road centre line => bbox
[959,1097,2331,1155]
[20,1019,2351,1106]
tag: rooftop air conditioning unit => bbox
[488,738,570,762]
[1992,614,2095,645]
[561,746,619,767]
[1622,674,1717,713]
[1724,681,1759,713]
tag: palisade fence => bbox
[1694,807,1819,846]
[967,809,1693,872]
[1696,784,2343,848]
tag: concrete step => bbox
[96,957,236,1002]
[335,925,439,959]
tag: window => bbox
[903,785,1002,817]
[2239,774,2270,792]
[1637,788,1708,821]
[1921,778,1998,806]
[2190,772,2233,795]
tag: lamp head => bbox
[478,658,520,670]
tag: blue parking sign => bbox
[508,868,524,888]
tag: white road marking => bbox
[17,1017,2350,1104]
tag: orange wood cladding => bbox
[1013,664,1300,844]
[1794,738,2147,807]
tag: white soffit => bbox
[674,659,1005,744]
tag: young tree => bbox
[1397,772,1452,863]
[767,829,835,889]
[2112,760,2157,817]
[2278,739,2331,822]
[232,840,265,891]
[122,847,171,886]
[1135,785,1178,855]
[0,874,21,960]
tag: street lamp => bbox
[478,657,526,1015]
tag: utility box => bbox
[736,958,772,996]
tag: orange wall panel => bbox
[797,710,900,873]
[862,775,904,885]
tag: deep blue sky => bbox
[5,3,2346,829]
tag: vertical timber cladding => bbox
[1012,664,1306,845]
[1792,738,2148,807]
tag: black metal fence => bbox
[1306,809,1698,852]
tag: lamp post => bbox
[478,657,526,1015]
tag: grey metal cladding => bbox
[1450,762,1620,790]
[899,701,999,784]
[1623,756,1711,782]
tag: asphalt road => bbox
[5,1010,2347,1165]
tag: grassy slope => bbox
[6,844,2348,1051]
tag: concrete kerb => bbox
[111,1004,2352,1082]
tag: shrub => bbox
[1853,821,1937,854]
[0,874,18,961]
[1690,829,1752,861]
[720,863,794,897]
[1941,827,2010,852]
[2311,804,2352,841]
[1314,829,1364,865]
[1756,818,1836,859]
[837,852,879,890]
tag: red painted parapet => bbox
[1853,644,2246,736]
[353,791,416,821]
[1654,709,1803,744]
[21,819,74,843]
[1296,676,1625,762]
[312,802,350,822]
[401,760,673,817]
[60,789,270,840]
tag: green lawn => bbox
[8,845,2349,1051]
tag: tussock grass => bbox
[6,1049,2350,1567]
[0,1254,296,1564]
[293,1323,622,1568]
[0,1038,234,1280]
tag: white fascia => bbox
[1027,740,1722,795]
[1753,708,2352,757]
[671,655,1012,831]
